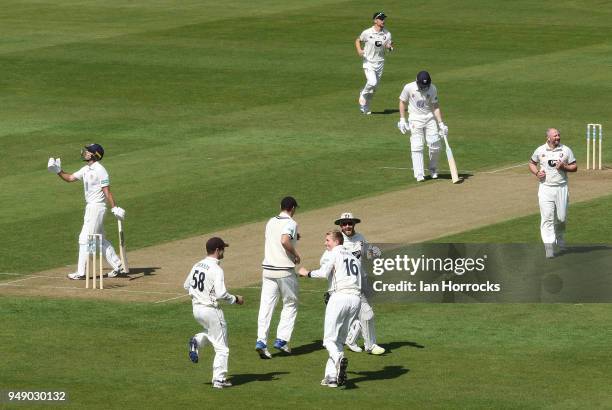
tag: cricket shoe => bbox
[67,272,85,280]
[336,357,349,387]
[188,337,199,363]
[346,342,363,353]
[367,344,386,355]
[416,175,425,182]
[212,379,232,389]
[430,170,438,179]
[359,105,372,115]
[545,243,555,259]
[107,265,127,278]
[320,376,338,388]
[255,341,272,359]
[273,338,291,354]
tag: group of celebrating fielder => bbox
[184,197,383,389]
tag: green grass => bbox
[1,0,612,272]
[2,281,611,409]
[2,2,612,408]
[434,194,612,243]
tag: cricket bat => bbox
[117,219,130,273]
[442,134,461,184]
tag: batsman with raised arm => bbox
[47,143,127,279]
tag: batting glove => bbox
[111,206,126,220]
[367,245,382,259]
[397,118,409,135]
[438,122,448,137]
[47,157,61,174]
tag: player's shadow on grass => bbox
[280,339,323,356]
[371,109,399,115]
[557,245,612,256]
[433,172,472,183]
[126,267,160,280]
[229,371,289,386]
[383,341,425,353]
[345,365,409,389]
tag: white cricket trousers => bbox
[409,118,441,179]
[359,61,384,103]
[77,203,122,275]
[538,183,569,244]
[257,274,299,343]
[323,292,360,379]
[192,305,229,382]
[345,294,377,350]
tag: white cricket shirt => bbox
[262,212,299,278]
[183,257,236,308]
[399,81,439,122]
[73,162,110,205]
[531,143,576,186]
[312,245,361,295]
[359,27,392,64]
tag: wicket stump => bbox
[86,234,103,289]
[586,123,603,170]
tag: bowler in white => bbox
[529,128,577,258]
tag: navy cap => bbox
[372,11,387,20]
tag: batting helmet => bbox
[84,143,104,161]
[416,71,432,91]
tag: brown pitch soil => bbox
[3,167,611,303]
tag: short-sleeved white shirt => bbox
[359,27,392,64]
[73,162,109,205]
[531,143,576,186]
[262,212,299,278]
[399,81,439,122]
[183,257,235,308]
[312,245,361,295]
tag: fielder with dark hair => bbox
[184,237,244,389]
[255,196,301,359]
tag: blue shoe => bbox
[255,341,272,359]
[188,337,198,363]
[273,338,291,354]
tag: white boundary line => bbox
[483,162,528,173]
[380,162,527,174]
[154,294,190,304]
[0,282,181,296]
[0,276,42,285]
